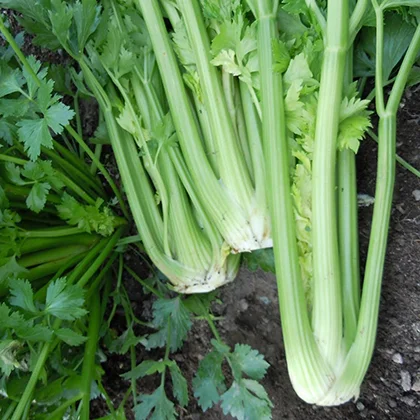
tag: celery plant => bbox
[0,0,242,292]
[253,0,420,405]
[139,0,272,252]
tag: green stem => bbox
[11,232,121,420]
[20,233,99,254]
[319,115,397,405]
[4,184,60,204]
[0,154,26,165]
[18,226,83,238]
[338,149,360,350]
[206,316,222,343]
[2,401,17,420]
[96,381,118,416]
[74,94,83,139]
[0,17,41,87]
[41,147,105,199]
[66,237,110,285]
[349,0,368,42]
[86,253,118,299]
[18,244,90,268]
[386,23,420,115]
[66,125,130,220]
[11,341,53,420]
[77,228,123,288]
[90,144,103,175]
[44,395,82,420]
[368,129,420,178]
[239,83,267,216]
[139,0,257,252]
[311,0,348,368]
[52,140,95,178]
[56,172,96,205]
[25,252,88,284]
[306,0,327,31]
[177,0,254,206]
[80,294,101,420]
[32,252,92,301]
[317,14,420,406]
[126,266,164,299]
[373,4,386,115]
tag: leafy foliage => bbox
[145,297,192,352]
[0,56,74,160]
[0,276,88,377]
[57,193,117,236]
[193,339,272,418]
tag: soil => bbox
[89,87,420,420]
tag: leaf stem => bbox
[66,125,130,220]
[11,341,53,420]
[44,395,82,420]
[18,244,89,268]
[18,226,84,238]
[80,294,101,420]
[126,266,164,299]
[368,129,420,178]
[0,16,41,87]
[2,400,17,420]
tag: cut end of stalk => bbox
[172,255,240,294]
[228,210,272,253]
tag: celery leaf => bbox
[220,379,273,420]
[193,347,226,410]
[57,192,116,236]
[9,279,37,314]
[45,277,87,321]
[55,328,87,346]
[146,297,192,352]
[230,344,269,381]
[169,362,189,407]
[134,384,176,420]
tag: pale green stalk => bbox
[252,0,333,403]
[131,74,217,272]
[65,125,130,220]
[338,51,360,350]
[176,0,254,206]
[311,0,348,369]
[318,14,420,406]
[138,0,270,251]
[239,84,267,223]
[80,58,237,292]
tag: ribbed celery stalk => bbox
[338,51,360,351]
[250,0,333,403]
[79,51,239,292]
[139,0,271,252]
[176,0,254,205]
[318,13,420,406]
[132,69,234,287]
[311,1,348,369]
[239,84,267,222]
